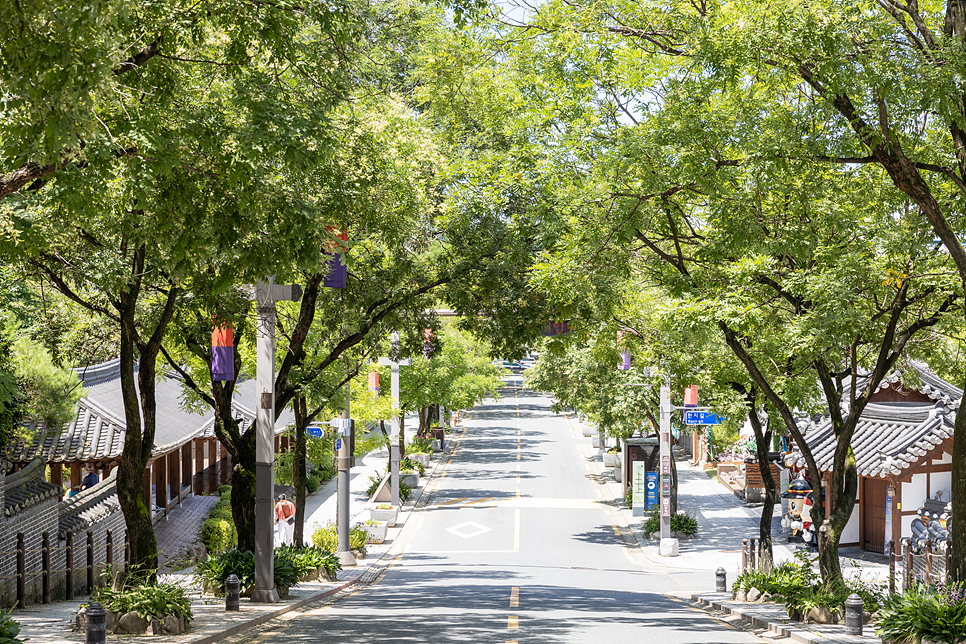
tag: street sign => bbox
[661,454,670,475]
[335,437,343,451]
[661,496,671,517]
[645,472,658,509]
[308,426,323,438]
[683,410,723,425]
[661,474,671,496]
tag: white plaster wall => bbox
[931,471,952,503]
[933,452,952,465]
[842,504,860,544]
[903,473,927,511]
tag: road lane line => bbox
[513,509,520,552]
[437,497,470,506]
[509,586,519,608]
[516,453,521,460]
[507,616,519,629]
[462,496,496,505]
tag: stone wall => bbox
[0,459,127,608]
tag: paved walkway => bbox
[157,495,220,568]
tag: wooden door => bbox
[863,477,888,553]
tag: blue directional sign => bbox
[645,472,658,509]
[308,426,324,438]
[335,438,343,451]
[683,410,723,425]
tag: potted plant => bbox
[361,519,388,544]
[582,424,596,437]
[591,435,601,448]
[400,469,419,488]
[603,447,620,467]
[613,460,622,482]
[371,503,398,526]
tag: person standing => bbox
[81,467,99,490]
[275,493,296,546]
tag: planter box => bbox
[363,521,388,544]
[603,453,619,467]
[401,472,419,488]
[613,465,622,482]
[591,436,601,448]
[371,506,398,526]
[582,426,596,437]
[431,439,442,452]
[410,453,431,467]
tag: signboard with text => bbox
[632,462,647,516]
[645,472,658,510]
[683,411,723,425]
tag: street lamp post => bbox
[378,332,411,506]
[251,277,302,603]
[659,384,678,557]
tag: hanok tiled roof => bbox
[869,361,963,409]
[5,359,295,463]
[4,458,61,518]
[788,402,955,479]
[57,471,122,539]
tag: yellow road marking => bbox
[517,454,521,460]
[507,616,519,629]
[517,438,520,443]
[463,496,496,505]
[513,509,520,552]
[611,524,621,537]
[509,586,519,608]
[438,497,470,506]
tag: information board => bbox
[645,472,658,509]
[632,461,647,516]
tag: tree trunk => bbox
[230,460,256,553]
[952,377,966,582]
[292,395,308,549]
[747,398,776,573]
[669,442,678,517]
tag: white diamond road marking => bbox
[446,521,492,539]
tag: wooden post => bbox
[207,439,217,493]
[904,538,914,590]
[70,462,82,492]
[749,538,757,572]
[741,538,748,575]
[888,540,896,595]
[925,539,934,585]
[125,533,131,571]
[143,466,152,515]
[155,458,167,515]
[42,531,50,604]
[195,438,204,494]
[51,463,63,498]
[168,450,181,506]
[16,533,25,609]
[220,442,229,485]
[66,533,74,601]
[87,530,95,594]
[106,529,113,568]
[182,444,193,497]
[945,540,952,586]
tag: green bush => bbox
[201,517,237,554]
[642,510,698,536]
[409,435,434,453]
[274,545,342,578]
[90,581,193,622]
[401,457,426,476]
[0,611,23,644]
[878,583,966,643]
[217,485,232,499]
[364,474,411,502]
[624,488,633,509]
[306,474,321,494]
[196,548,307,595]
[311,522,368,557]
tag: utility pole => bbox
[378,332,411,506]
[251,277,302,603]
[659,382,680,557]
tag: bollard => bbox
[225,574,241,611]
[741,539,748,574]
[66,533,74,601]
[904,538,914,590]
[42,531,51,604]
[715,567,727,593]
[86,601,107,644]
[749,538,757,572]
[925,539,933,585]
[844,593,864,636]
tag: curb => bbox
[690,593,882,644]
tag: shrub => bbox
[217,485,232,499]
[311,522,368,557]
[624,488,633,508]
[275,545,341,578]
[401,457,426,476]
[90,581,193,622]
[196,548,306,594]
[878,582,966,644]
[409,435,434,453]
[201,517,237,554]
[364,474,411,502]
[306,474,321,494]
[0,611,23,644]
[642,510,698,536]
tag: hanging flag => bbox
[423,328,435,359]
[684,385,699,407]
[369,371,379,393]
[620,350,631,370]
[211,323,234,381]
[323,227,348,289]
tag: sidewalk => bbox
[570,414,886,644]
[12,418,458,644]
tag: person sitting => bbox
[81,467,99,490]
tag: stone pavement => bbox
[157,495,220,568]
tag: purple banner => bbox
[619,350,631,370]
[211,345,234,382]
[323,253,347,288]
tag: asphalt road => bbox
[231,380,762,643]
